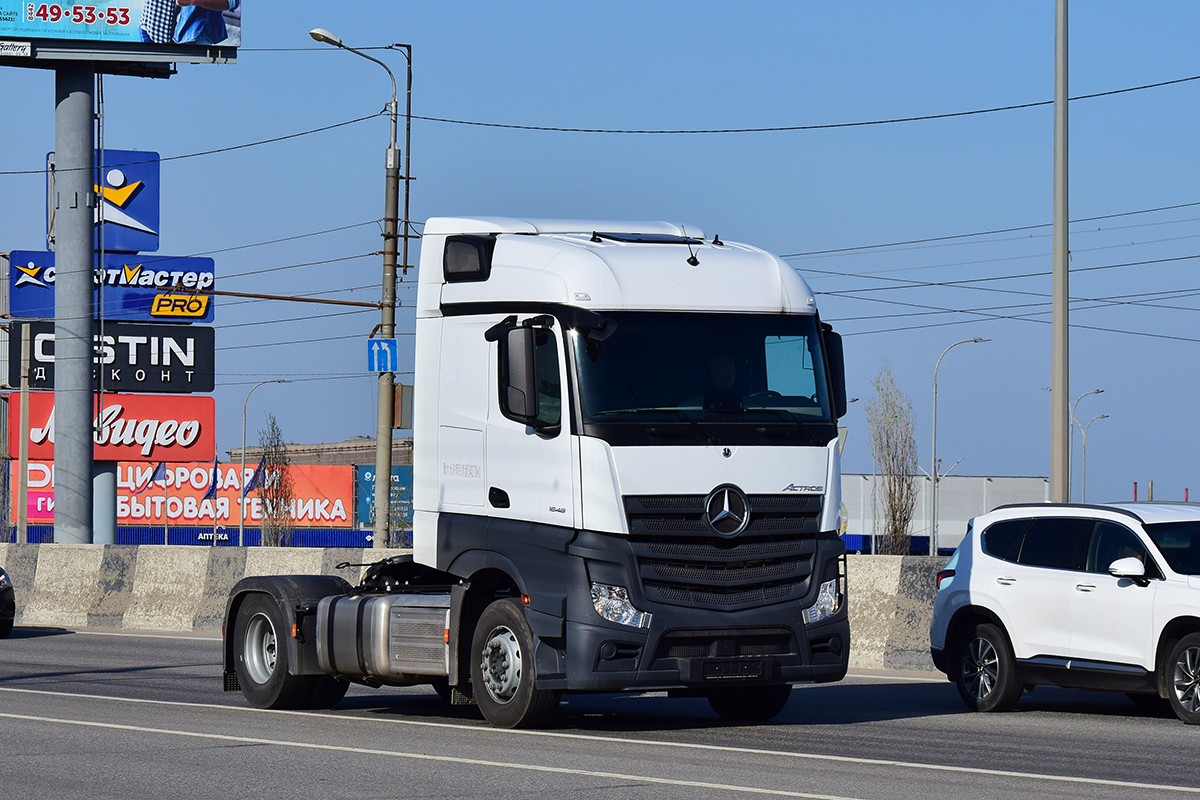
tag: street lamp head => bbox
[971,338,990,344]
[309,28,343,47]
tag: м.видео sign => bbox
[8,391,215,462]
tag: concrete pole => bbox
[1050,0,1070,503]
[92,462,116,544]
[54,63,96,544]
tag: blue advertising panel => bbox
[48,149,161,253]
[8,250,215,323]
[356,466,414,527]
[0,2,241,47]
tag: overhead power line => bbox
[2,73,1197,178]
[0,113,383,176]
[414,74,1200,135]
[784,200,1200,259]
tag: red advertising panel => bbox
[8,392,215,462]
[13,461,354,528]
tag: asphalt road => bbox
[1,625,1198,799]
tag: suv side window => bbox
[1088,521,1161,579]
[1018,518,1091,571]
[982,519,1029,563]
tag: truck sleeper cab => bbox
[223,218,850,728]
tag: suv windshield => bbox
[572,311,835,446]
[1145,521,1200,575]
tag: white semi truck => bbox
[223,218,850,727]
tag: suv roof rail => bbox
[989,502,1145,524]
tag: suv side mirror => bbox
[1109,556,1149,586]
[502,326,539,421]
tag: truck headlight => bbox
[801,578,841,625]
[590,583,652,629]
[0,570,10,590]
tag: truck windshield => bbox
[1145,522,1200,575]
[572,312,834,444]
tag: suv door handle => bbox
[996,576,1016,586]
[1075,583,1097,592]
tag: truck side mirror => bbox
[823,327,847,419]
[502,326,540,421]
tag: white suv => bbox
[930,503,1200,723]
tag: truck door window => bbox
[497,324,561,430]
[532,328,561,429]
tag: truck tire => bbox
[0,618,12,639]
[233,593,315,709]
[304,676,350,709]
[706,684,793,722]
[430,677,453,703]
[470,599,560,728]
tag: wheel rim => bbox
[962,636,999,700]
[244,612,278,685]
[480,625,522,704]
[1173,645,1200,713]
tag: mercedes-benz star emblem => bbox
[704,485,751,536]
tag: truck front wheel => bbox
[234,593,319,709]
[706,684,793,722]
[470,599,560,728]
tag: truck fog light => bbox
[801,578,841,625]
[590,583,652,629]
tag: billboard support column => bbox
[53,62,96,545]
[92,462,117,544]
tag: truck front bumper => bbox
[540,528,850,693]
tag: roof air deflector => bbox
[589,231,703,245]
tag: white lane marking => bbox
[66,630,220,642]
[0,711,863,800]
[1,687,1196,795]
[845,672,945,684]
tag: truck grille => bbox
[625,494,822,611]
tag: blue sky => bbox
[2,2,1198,505]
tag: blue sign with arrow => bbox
[368,338,399,372]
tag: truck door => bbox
[484,315,576,530]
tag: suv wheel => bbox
[1167,633,1200,724]
[954,622,1022,712]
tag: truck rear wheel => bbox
[706,684,793,722]
[234,593,317,709]
[470,599,560,728]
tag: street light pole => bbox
[1069,388,1103,501]
[310,29,410,549]
[1080,414,1108,503]
[931,338,988,557]
[241,379,287,546]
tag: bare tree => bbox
[866,361,918,555]
[257,413,294,547]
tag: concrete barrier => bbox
[0,543,408,635]
[0,544,947,672]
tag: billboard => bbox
[14,461,354,528]
[9,321,215,393]
[7,250,215,322]
[355,465,413,527]
[0,1,240,64]
[48,149,161,253]
[9,391,215,462]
